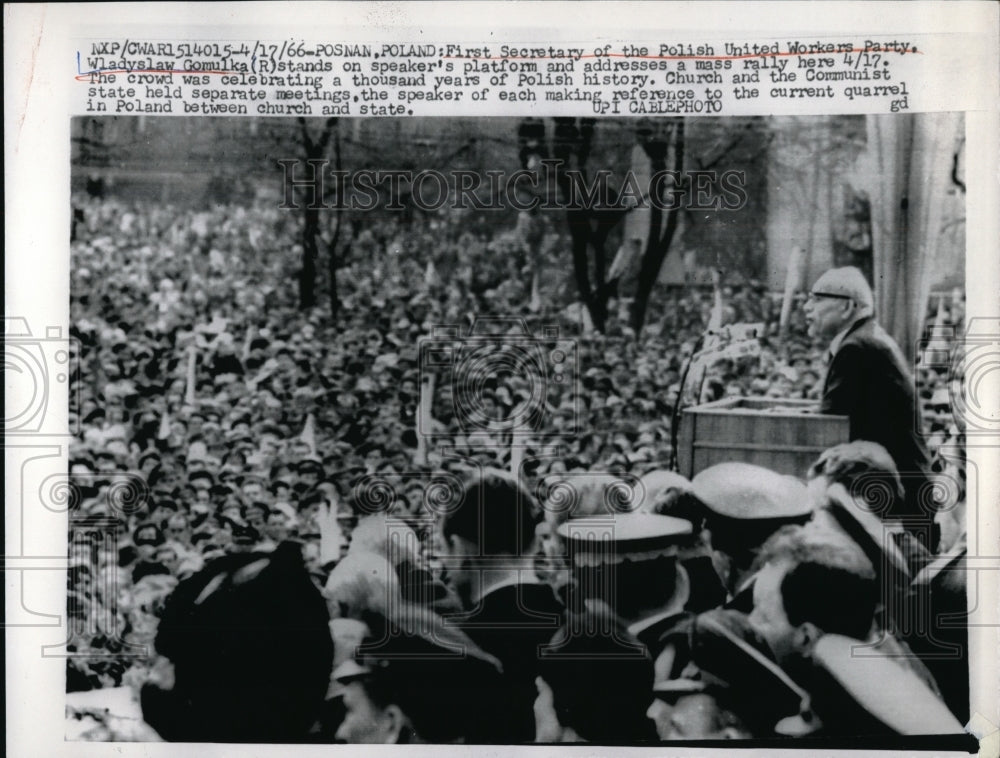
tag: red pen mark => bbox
[75,69,234,82]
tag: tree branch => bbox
[316,118,338,152]
[297,117,315,153]
[951,144,966,193]
[698,124,749,171]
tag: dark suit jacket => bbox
[905,546,969,723]
[821,317,933,522]
[455,581,564,743]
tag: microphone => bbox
[668,323,764,471]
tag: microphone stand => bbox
[669,331,708,472]
[668,324,764,472]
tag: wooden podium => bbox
[677,397,849,479]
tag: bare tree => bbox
[518,117,773,336]
[518,117,629,332]
[629,119,685,334]
[321,119,346,321]
[295,118,338,310]
[517,117,685,334]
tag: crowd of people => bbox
[66,194,968,742]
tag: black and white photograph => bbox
[60,112,975,746]
[5,4,999,757]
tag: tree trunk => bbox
[327,120,343,321]
[631,120,685,334]
[566,209,608,332]
[296,117,338,312]
[300,205,319,310]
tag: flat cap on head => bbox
[808,440,905,508]
[806,634,963,735]
[557,511,692,566]
[654,609,809,707]
[295,459,325,477]
[810,267,874,310]
[692,463,811,521]
[811,483,911,581]
[332,605,504,743]
[133,523,165,546]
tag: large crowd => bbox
[66,195,968,742]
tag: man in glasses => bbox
[803,267,934,547]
